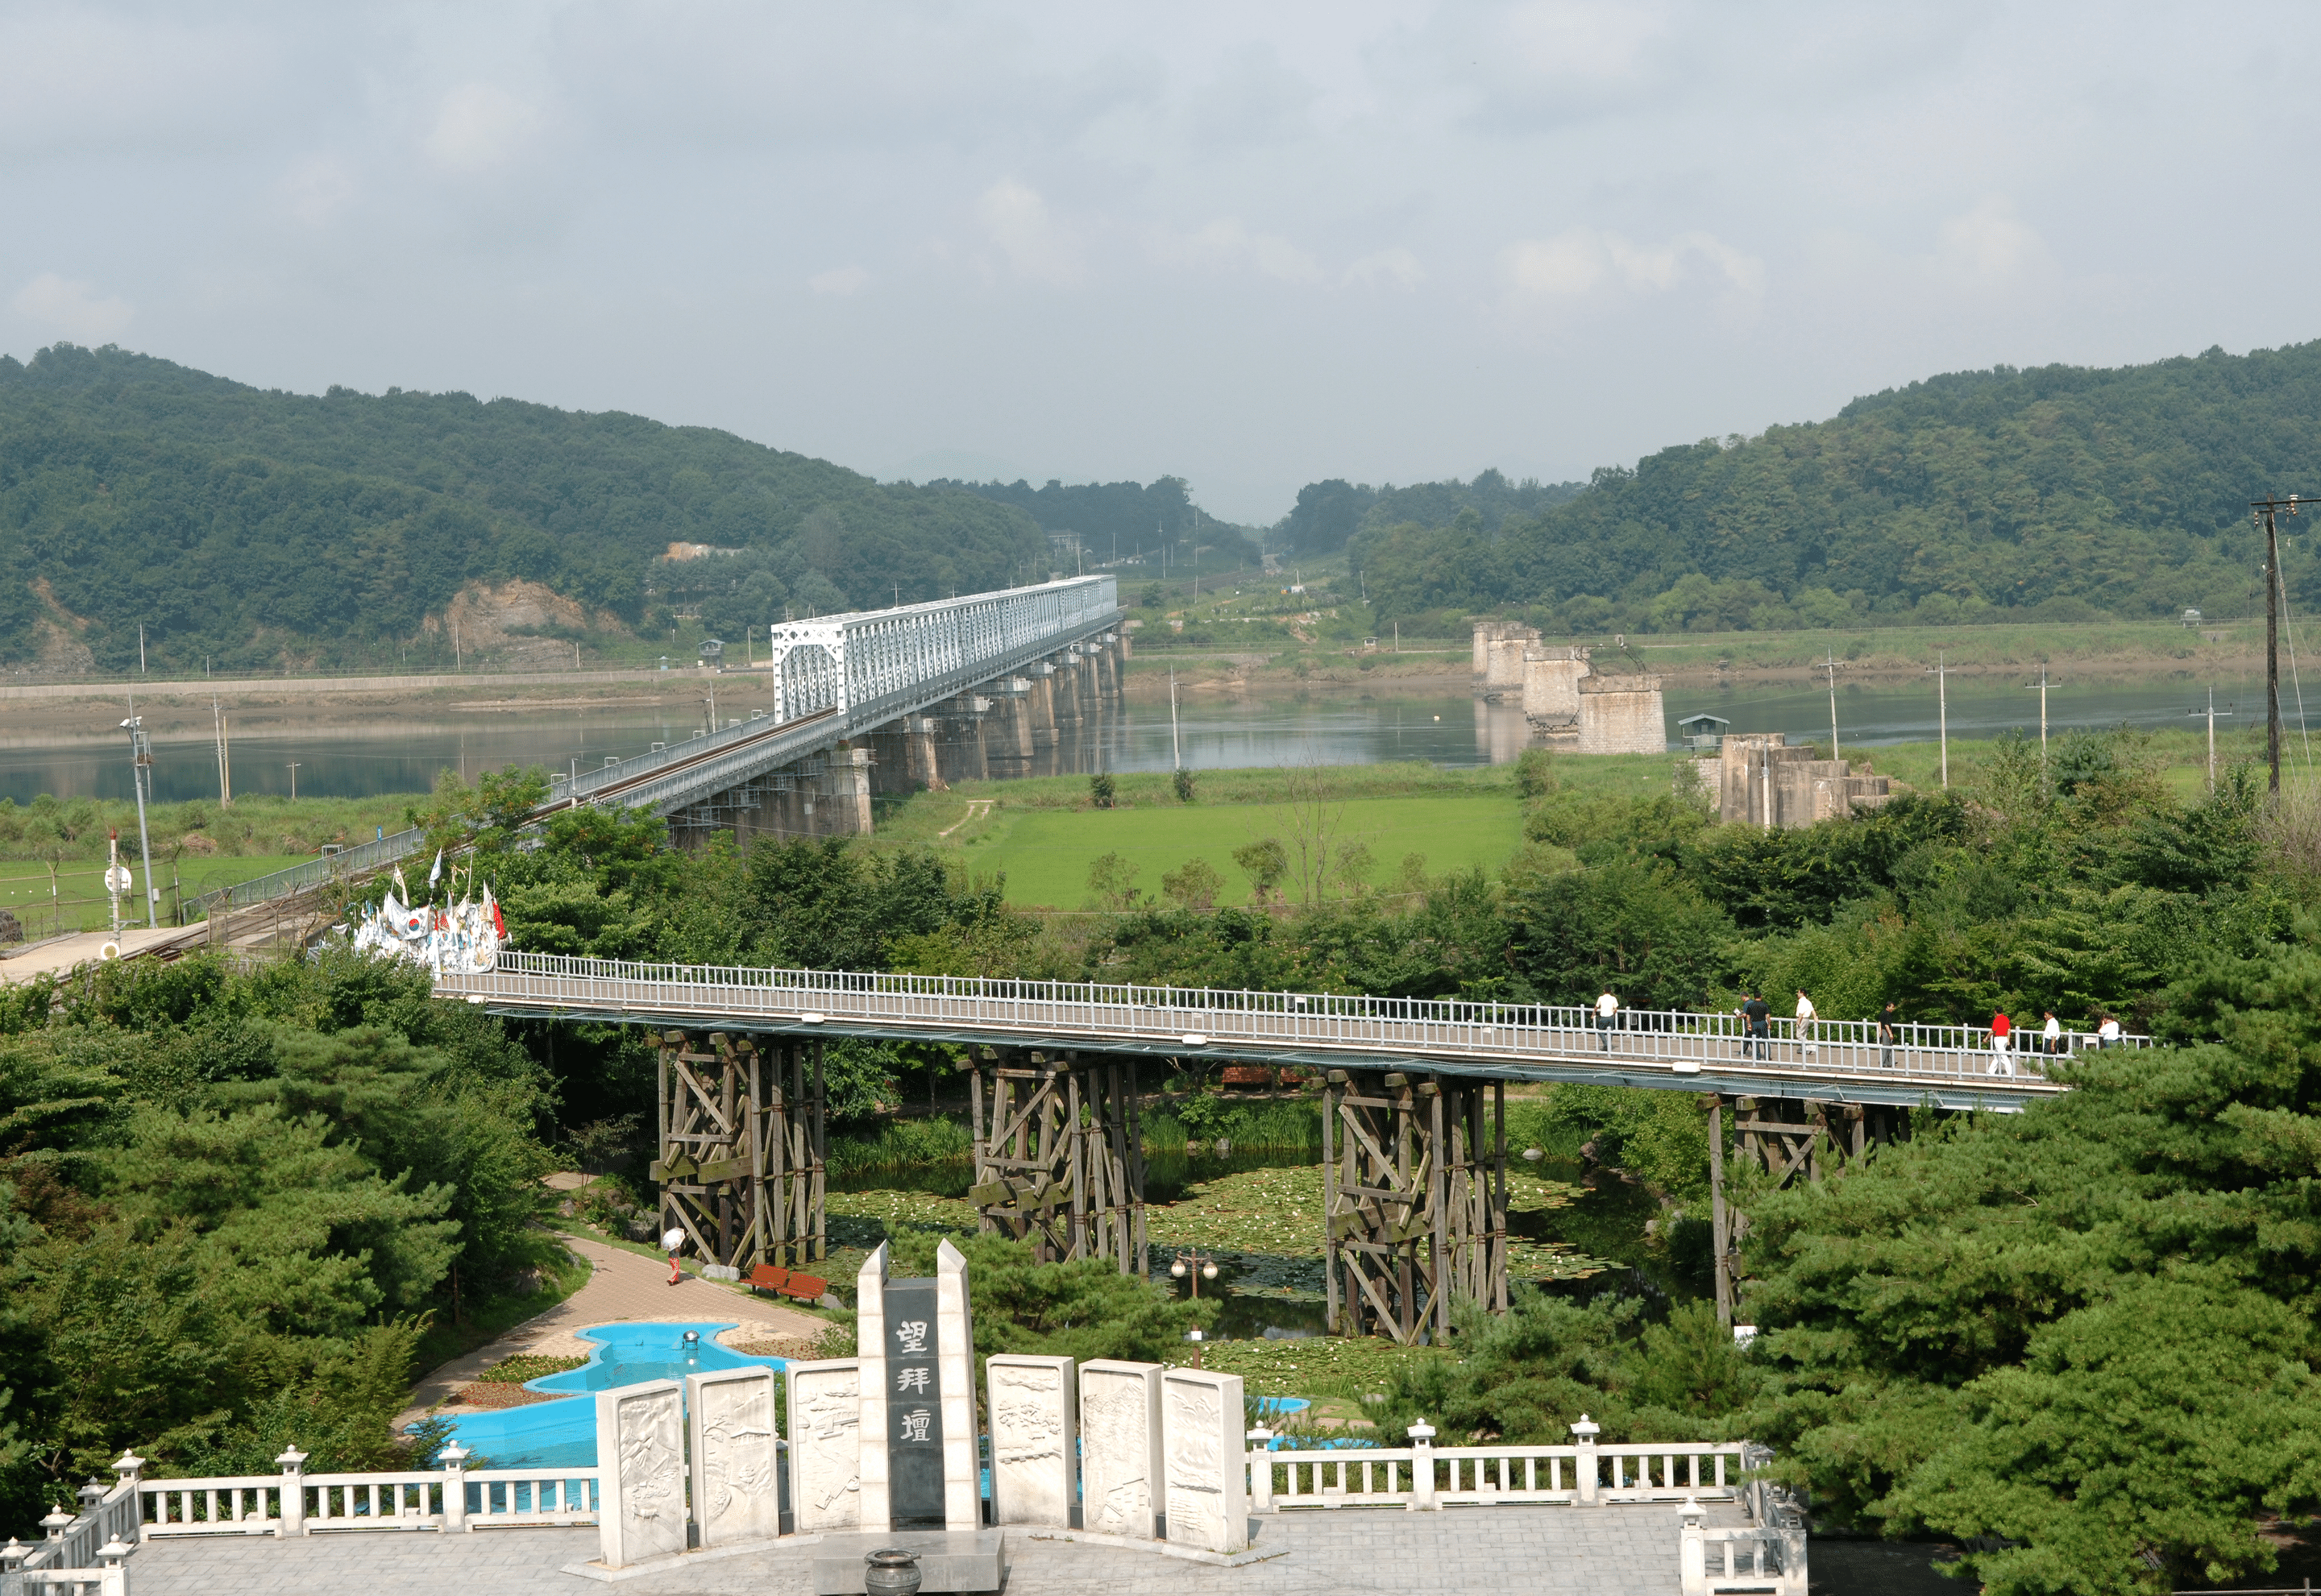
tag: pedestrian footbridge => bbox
[439,952,2126,1109]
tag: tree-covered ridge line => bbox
[0,343,1048,674]
[1346,340,2321,636]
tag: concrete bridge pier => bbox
[937,696,992,784]
[987,679,1035,772]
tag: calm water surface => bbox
[0,671,2277,804]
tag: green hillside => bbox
[1351,340,2321,634]
[0,344,1047,673]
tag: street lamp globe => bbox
[1201,1261,1219,1281]
[1170,1258,1187,1279]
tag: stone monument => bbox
[687,1366,782,1546]
[787,1358,863,1532]
[1161,1368,1248,1554]
[817,1241,1000,1594]
[986,1354,1077,1528]
[595,1378,687,1569]
[1077,1359,1164,1539]
[855,1238,978,1533]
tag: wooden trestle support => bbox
[650,1030,827,1271]
[962,1048,1148,1272]
[1704,1093,1905,1326]
[1322,1069,1509,1345]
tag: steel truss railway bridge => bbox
[192,576,1125,919]
[443,953,2134,1343]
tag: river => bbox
[0,670,2276,805]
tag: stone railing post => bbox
[1570,1415,1601,1507]
[1407,1424,1437,1512]
[110,1454,146,1546]
[1678,1495,1708,1596]
[440,1444,471,1532]
[0,1536,27,1571]
[1246,1428,1273,1514]
[276,1448,309,1538]
[97,1536,133,1596]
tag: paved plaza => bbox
[130,1502,1746,1595]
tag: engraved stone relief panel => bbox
[1078,1360,1163,1540]
[787,1359,863,1533]
[987,1355,1076,1528]
[595,1379,687,1569]
[687,1367,781,1546]
[1162,1369,1248,1554]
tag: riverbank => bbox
[1125,616,2260,693]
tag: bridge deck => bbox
[441,954,2124,1109]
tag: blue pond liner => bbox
[426,1322,787,1470]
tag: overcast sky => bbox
[6,2,2318,524]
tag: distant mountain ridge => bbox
[0,344,1048,674]
[1347,340,2321,634]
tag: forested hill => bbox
[0,344,1048,674]
[1351,340,2321,634]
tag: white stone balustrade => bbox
[687,1367,783,1547]
[1250,1419,1750,1514]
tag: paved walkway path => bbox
[400,1234,828,1427]
[131,1503,1745,1595]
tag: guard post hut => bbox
[1676,713,1729,751]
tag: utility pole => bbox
[139,624,146,674]
[1928,653,1949,789]
[1169,667,1181,771]
[1824,647,1840,760]
[2190,687,2234,792]
[2252,495,2306,796]
[212,699,231,806]
[286,761,301,800]
[2024,665,2051,777]
[122,707,156,928]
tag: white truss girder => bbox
[766,576,1118,725]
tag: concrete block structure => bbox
[1474,624,1669,755]
[1576,674,1667,756]
[1520,646,1591,730]
[1716,734,1891,828]
[1472,620,1540,697]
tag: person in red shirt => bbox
[1987,1010,2013,1076]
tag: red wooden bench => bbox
[748,1263,791,1297]
[781,1273,828,1304]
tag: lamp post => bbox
[1171,1249,1220,1369]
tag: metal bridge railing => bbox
[189,826,428,918]
[445,953,2143,1092]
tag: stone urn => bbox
[864,1547,921,1595]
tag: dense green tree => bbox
[0,344,1048,670]
[1348,340,2321,629]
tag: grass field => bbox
[0,852,315,935]
[878,755,1678,910]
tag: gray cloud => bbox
[4,1,2318,522]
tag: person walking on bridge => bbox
[1739,992,1771,1059]
[2096,1014,2123,1050]
[1877,1001,1900,1068]
[2041,1009,2062,1058]
[1594,987,1620,1051]
[1987,1010,2014,1076]
[1793,990,1818,1059]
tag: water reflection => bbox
[0,670,2273,805]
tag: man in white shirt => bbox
[1594,989,1619,1051]
[2041,1010,2063,1058]
[2096,1015,2123,1050]
[1793,990,1817,1059]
